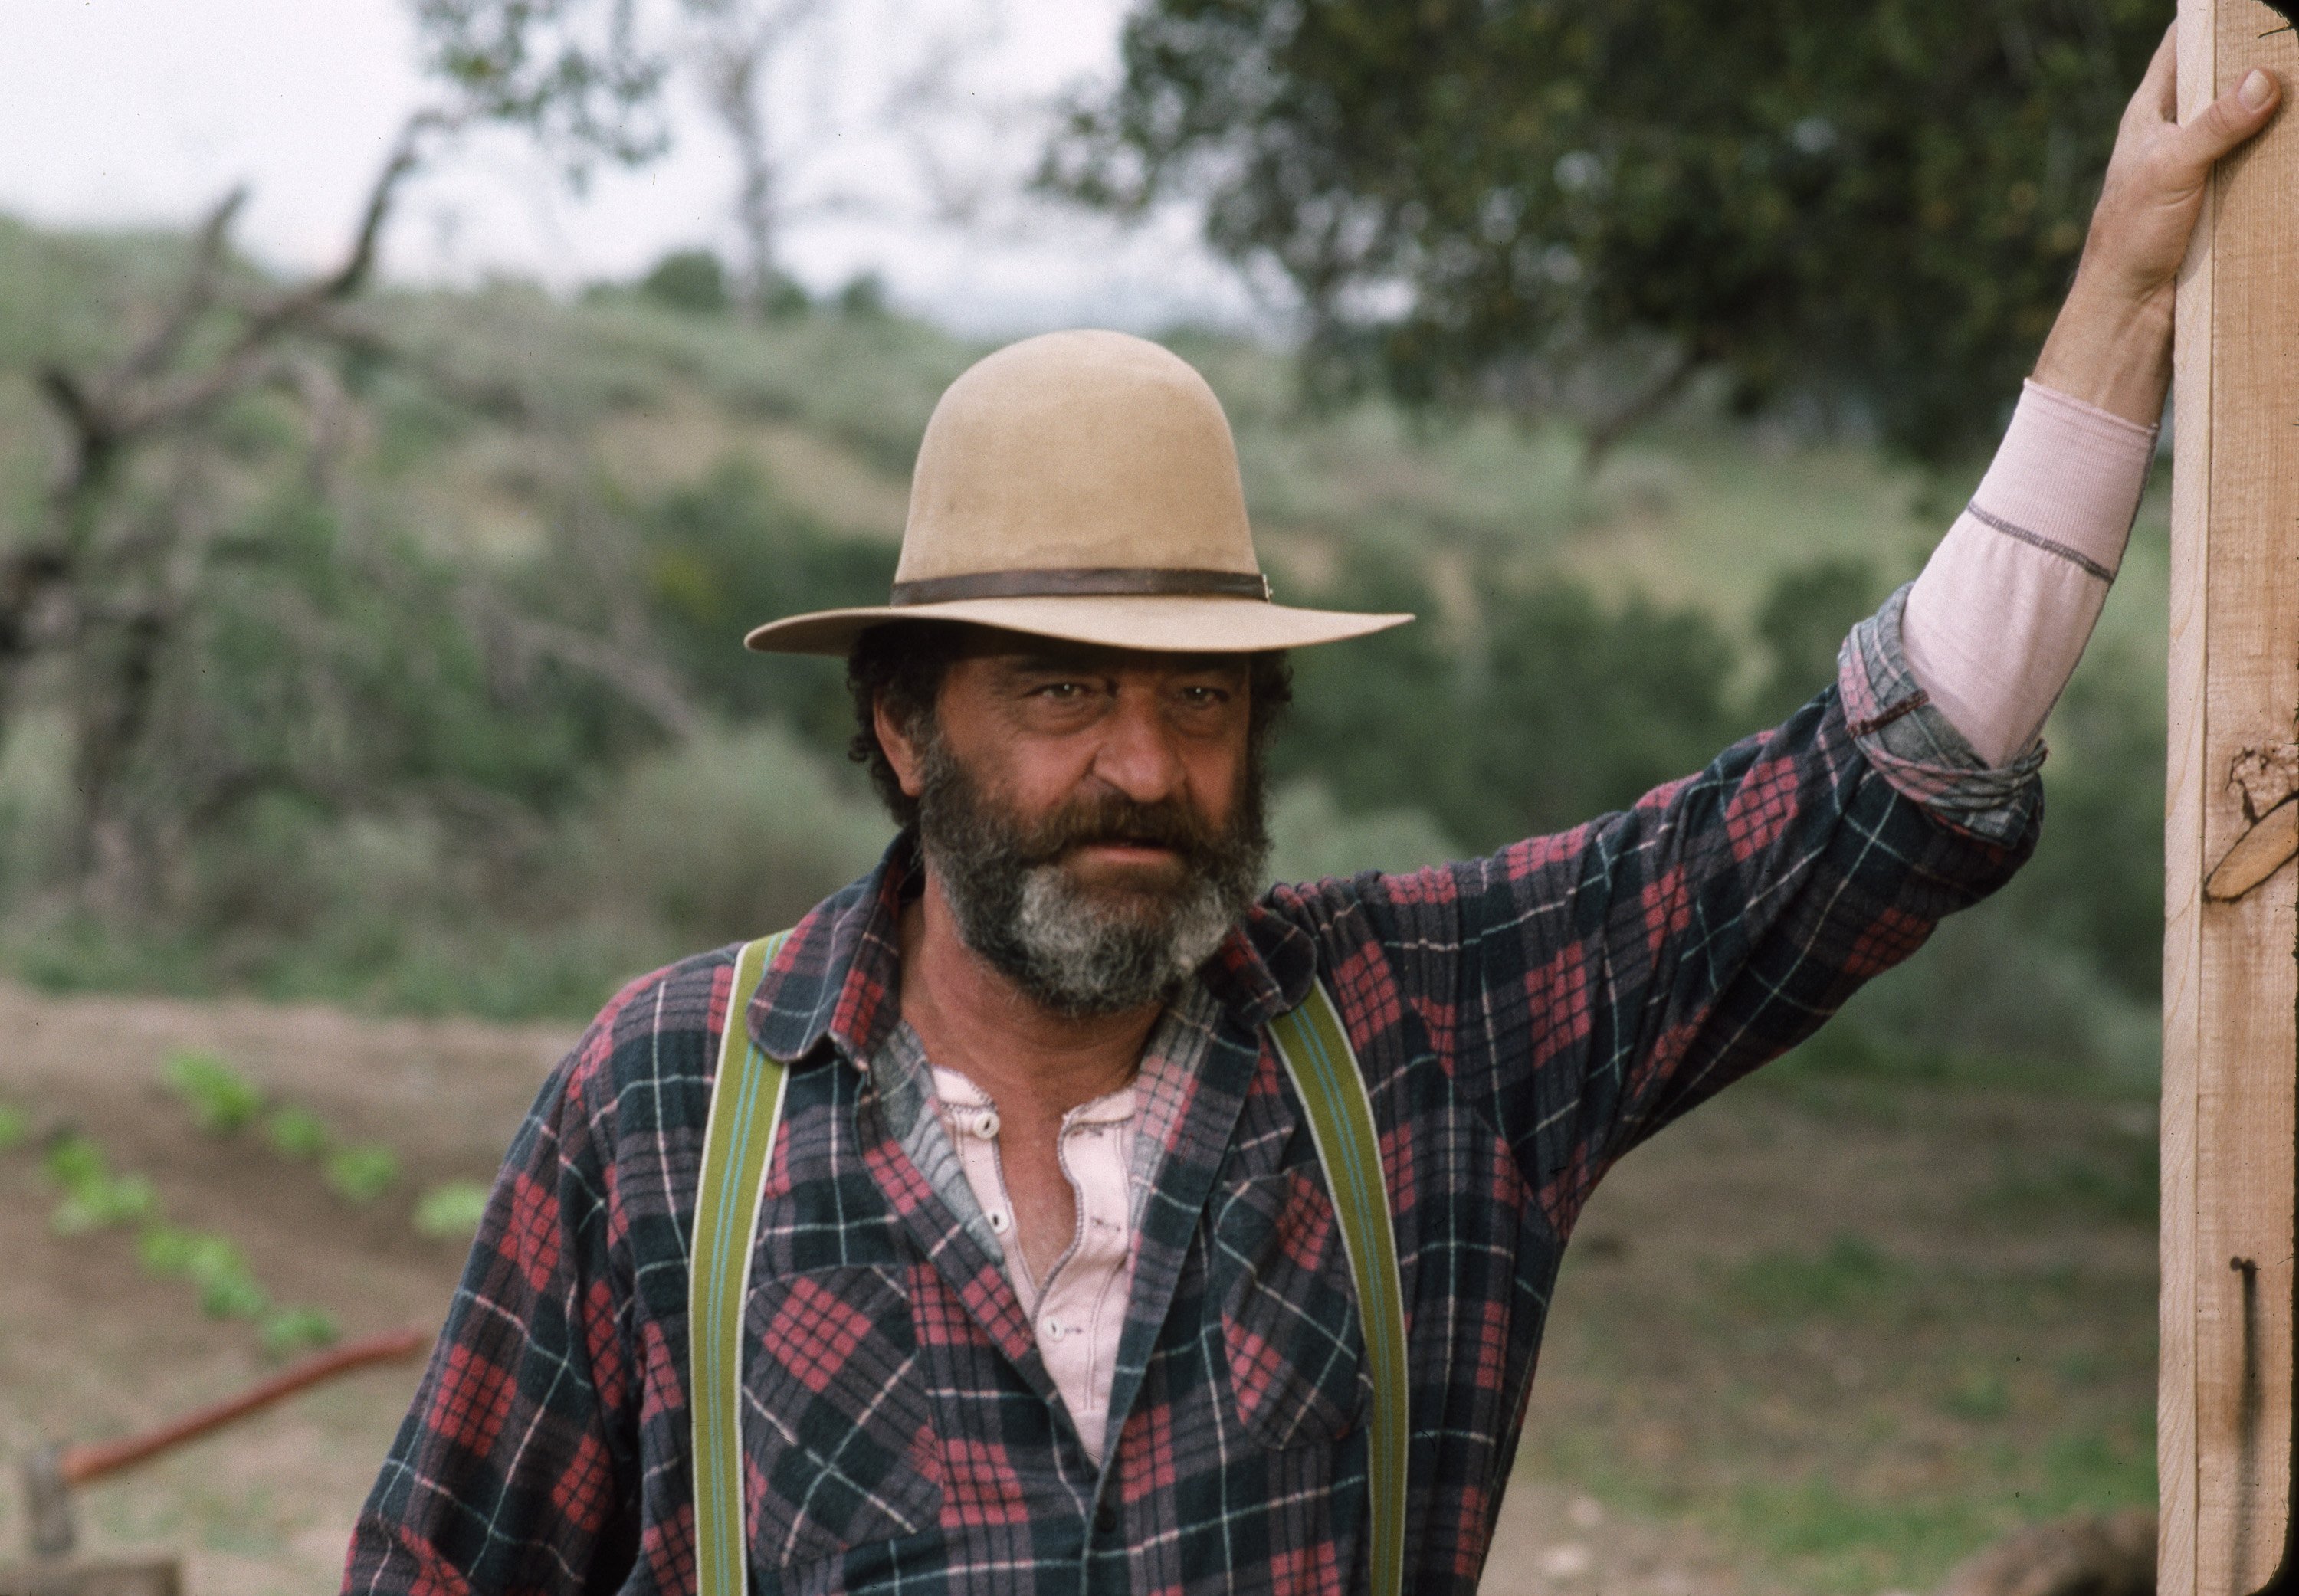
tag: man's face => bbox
[877,635,1268,1015]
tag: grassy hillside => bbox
[0,213,2166,1075]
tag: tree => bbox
[1044,0,2167,462]
[5,0,677,906]
[684,0,828,317]
[677,0,1007,318]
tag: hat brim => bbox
[743,594,1414,656]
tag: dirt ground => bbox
[0,982,2152,1595]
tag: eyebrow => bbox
[997,650,1245,675]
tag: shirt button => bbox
[1095,1503,1118,1535]
[972,1109,1001,1139]
[1043,1319,1066,1341]
[988,1210,1011,1234]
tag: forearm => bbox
[2032,275,2175,428]
[1900,380,2157,767]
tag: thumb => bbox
[2171,68,2283,172]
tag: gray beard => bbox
[913,737,1268,1018]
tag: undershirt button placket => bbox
[932,1066,1137,1462]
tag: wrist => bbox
[2031,274,2174,428]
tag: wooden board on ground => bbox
[2163,2,2299,1593]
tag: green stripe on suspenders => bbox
[691,931,792,1596]
[689,949,1403,1596]
[1268,982,1409,1596]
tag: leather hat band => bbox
[888,567,1272,606]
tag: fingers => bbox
[2169,68,2284,175]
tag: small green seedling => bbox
[44,1135,156,1233]
[414,1180,493,1240]
[264,1105,332,1161]
[163,1050,267,1135]
[325,1143,402,1204]
[138,1224,267,1319]
[258,1306,342,1358]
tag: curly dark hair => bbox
[846,624,1294,827]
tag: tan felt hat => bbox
[743,329,1413,656]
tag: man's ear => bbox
[873,693,927,799]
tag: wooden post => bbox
[2163,2,2299,1593]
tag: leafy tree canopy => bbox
[1047,0,2166,460]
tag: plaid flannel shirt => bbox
[346,589,2039,1596]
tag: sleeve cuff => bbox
[1838,582,2044,846]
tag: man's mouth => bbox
[1060,838,1191,881]
[1071,837,1182,863]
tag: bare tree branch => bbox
[488,608,701,740]
[1582,346,1704,474]
[106,186,249,395]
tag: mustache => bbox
[1003,792,1229,870]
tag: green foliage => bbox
[1731,1235,1901,1319]
[1994,618,2166,1001]
[1264,782,1459,883]
[139,1224,269,1319]
[163,1050,267,1136]
[264,1105,332,1162]
[1050,0,2160,460]
[0,1100,27,1151]
[410,0,670,173]
[48,1158,345,1350]
[1940,1367,2013,1421]
[44,1135,158,1233]
[324,1143,404,1204]
[1278,543,1749,851]
[1750,559,1888,726]
[576,722,890,945]
[641,248,729,313]
[258,1306,343,1358]
[414,1180,495,1241]
[1981,1148,2157,1228]
[640,462,894,747]
[836,272,890,320]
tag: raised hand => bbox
[2032,26,2282,424]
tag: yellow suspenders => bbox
[1266,989,1410,1596]
[689,933,1408,1596]
[689,932,795,1596]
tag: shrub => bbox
[1264,782,1460,883]
[576,722,890,946]
[639,249,729,314]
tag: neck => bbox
[897,867,1160,1116]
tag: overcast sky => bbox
[0,0,1271,336]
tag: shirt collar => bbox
[746,830,1320,1067]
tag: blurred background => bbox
[0,2,2172,1592]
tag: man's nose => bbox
[1089,690,1187,804]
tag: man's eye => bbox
[1037,681,1089,700]
[1179,686,1229,706]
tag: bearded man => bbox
[346,40,2280,1596]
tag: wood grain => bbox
[2166,4,2299,1592]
